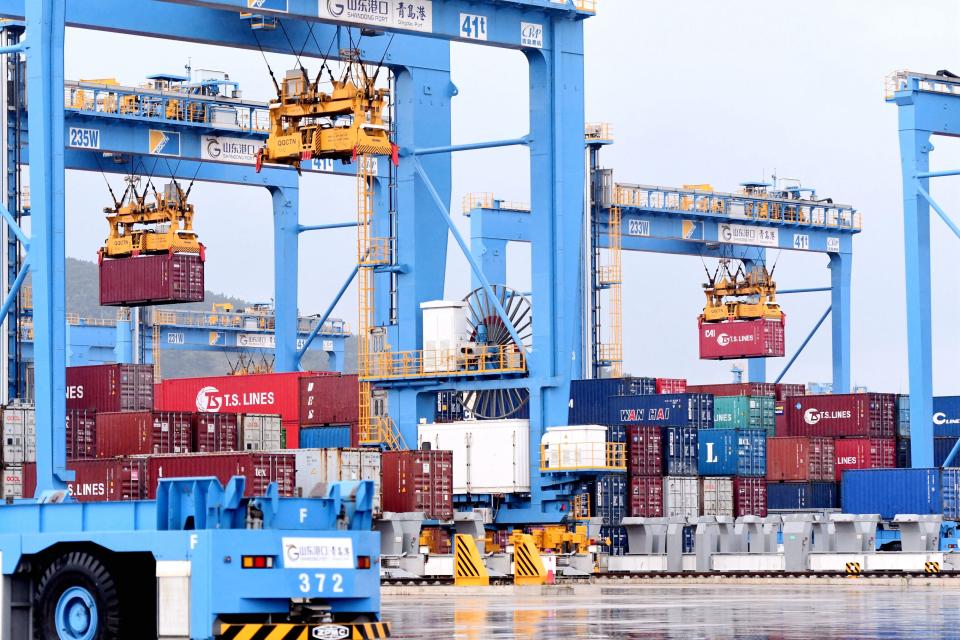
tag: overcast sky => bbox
[60,1,960,392]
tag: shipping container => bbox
[629,476,664,517]
[609,394,713,429]
[935,437,960,467]
[766,482,838,511]
[23,458,148,502]
[299,374,359,426]
[418,420,529,493]
[663,427,698,476]
[288,448,381,515]
[192,413,239,453]
[687,383,776,398]
[599,525,627,556]
[154,371,335,447]
[897,437,911,468]
[766,437,835,482]
[567,378,656,425]
[944,469,960,520]
[698,317,785,360]
[67,364,153,412]
[381,449,454,521]
[664,476,699,519]
[299,425,353,450]
[66,410,96,461]
[776,384,806,402]
[146,452,295,498]
[733,477,767,517]
[700,477,734,517]
[842,468,947,519]
[697,429,766,477]
[774,404,787,437]
[239,414,283,451]
[1,465,22,499]
[834,438,896,481]
[933,396,960,437]
[655,378,687,394]
[713,395,776,434]
[594,474,627,526]
[785,393,896,439]
[627,425,663,476]
[100,253,204,306]
[435,390,466,423]
[896,394,911,438]
[1,404,35,464]
[95,411,192,457]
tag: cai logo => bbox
[149,130,180,156]
[195,386,223,413]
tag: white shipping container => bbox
[700,477,734,517]
[3,405,36,466]
[664,476,700,519]
[240,414,282,451]
[420,301,472,373]
[541,425,607,469]
[1,465,23,499]
[288,448,381,515]
[418,419,530,494]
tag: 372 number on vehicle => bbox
[298,572,344,594]
[460,13,488,40]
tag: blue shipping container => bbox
[767,482,838,510]
[842,468,947,519]
[299,425,352,449]
[896,394,910,438]
[897,438,911,468]
[609,394,714,429]
[664,427,698,476]
[599,525,627,556]
[568,378,656,426]
[697,429,766,477]
[593,475,627,525]
[933,396,960,437]
[936,437,960,467]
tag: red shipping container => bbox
[23,458,148,502]
[733,477,767,517]
[629,476,664,517]
[299,375,360,426]
[67,364,153,412]
[193,413,239,452]
[154,371,335,448]
[698,317,786,360]
[767,437,836,482]
[100,253,205,307]
[66,410,97,460]
[628,426,663,476]
[381,449,453,521]
[96,411,192,457]
[686,383,777,398]
[776,384,806,401]
[834,438,896,481]
[655,378,687,394]
[145,452,296,498]
[785,393,896,439]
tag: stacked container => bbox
[697,429,767,517]
[145,451,296,498]
[0,402,34,498]
[239,414,284,450]
[96,411,193,457]
[713,396,776,435]
[288,448,382,515]
[381,449,454,521]
[655,378,687,394]
[627,426,663,518]
[766,437,838,510]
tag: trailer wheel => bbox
[33,551,122,640]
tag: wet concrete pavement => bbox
[383,581,960,638]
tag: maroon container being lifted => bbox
[627,426,663,476]
[785,393,896,439]
[100,253,204,307]
[733,477,767,517]
[686,383,777,398]
[698,317,786,360]
[66,364,153,412]
[834,438,896,482]
[298,374,360,426]
[66,410,97,460]
[766,437,836,482]
[145,452,296,498]
[381,449,454,521]
[23,458,148,502]
[95,411,192,457]
[629,476,664,517]
[192,413,239,452]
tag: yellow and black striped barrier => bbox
[218,621,390,640]
[845,562,862,576]
[454,533,490,586]
[925,561,941,575]
[513,534,547,586]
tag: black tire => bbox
[33,551,122,640]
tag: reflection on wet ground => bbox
[383,582,960,638]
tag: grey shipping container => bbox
[288,448,381,515]
[664,476,699,519]
[2,404,35,464]
[700,477,734,517]
[240,414,283,451]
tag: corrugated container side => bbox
[299,425,353,449]
[66,410,97,460]
[146,452,295,498]
[593,475,627,525]
[1,465,23,499]
[23,458,148,502]
[897,438,911,468]
[2,405,35,465]
[599,525,627,556]
[766,437,835,482]
[664,476,700,519]
[776,384,806,402]
[100,253,204,306]
[627,426,662,476]
[834,438,896,481]
[655,378,687,394]
[698,317,785,359]
[786,394,896,439]
[192,413,239,452]
[896,394,911,438]
[935,437,960,467]
[67,364,154,412]
[697,429,766,477]
[842,468,943,519]
[733,477,767,517]
[435,391,466,423]
[687,383,776,398]
[298,374,360,426]
[609,394,713,429]
[700,477,734,517]
[239,414,283,451]
[629,476,664,517]
[943,469,960,520]
[933,396,960,437]
[766,482,838,511]
[95,411,192,457]
[381,449,454,521]
[663,427,698,476]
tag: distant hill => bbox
[51,258,357,378]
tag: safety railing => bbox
[597,343,623,364]
[574,0,597,12]
[362,345,526,380]
[63,81,271,132]
[359,414,407,451]
[462,193,531,215]
[66,314,117,327]
[151,309,349,335]
[614,184,862,231]
[585,122,613,142]
[540,442,626,472]
[885,70,960,101]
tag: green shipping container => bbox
[713,396,776,435]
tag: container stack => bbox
[698,429,768,517]
[0,402,34,498]
[931,396,960,466]
[381,449,454,521]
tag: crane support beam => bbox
[775,306,832,384]
[297,265,358,363]
[412,136,530,156]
